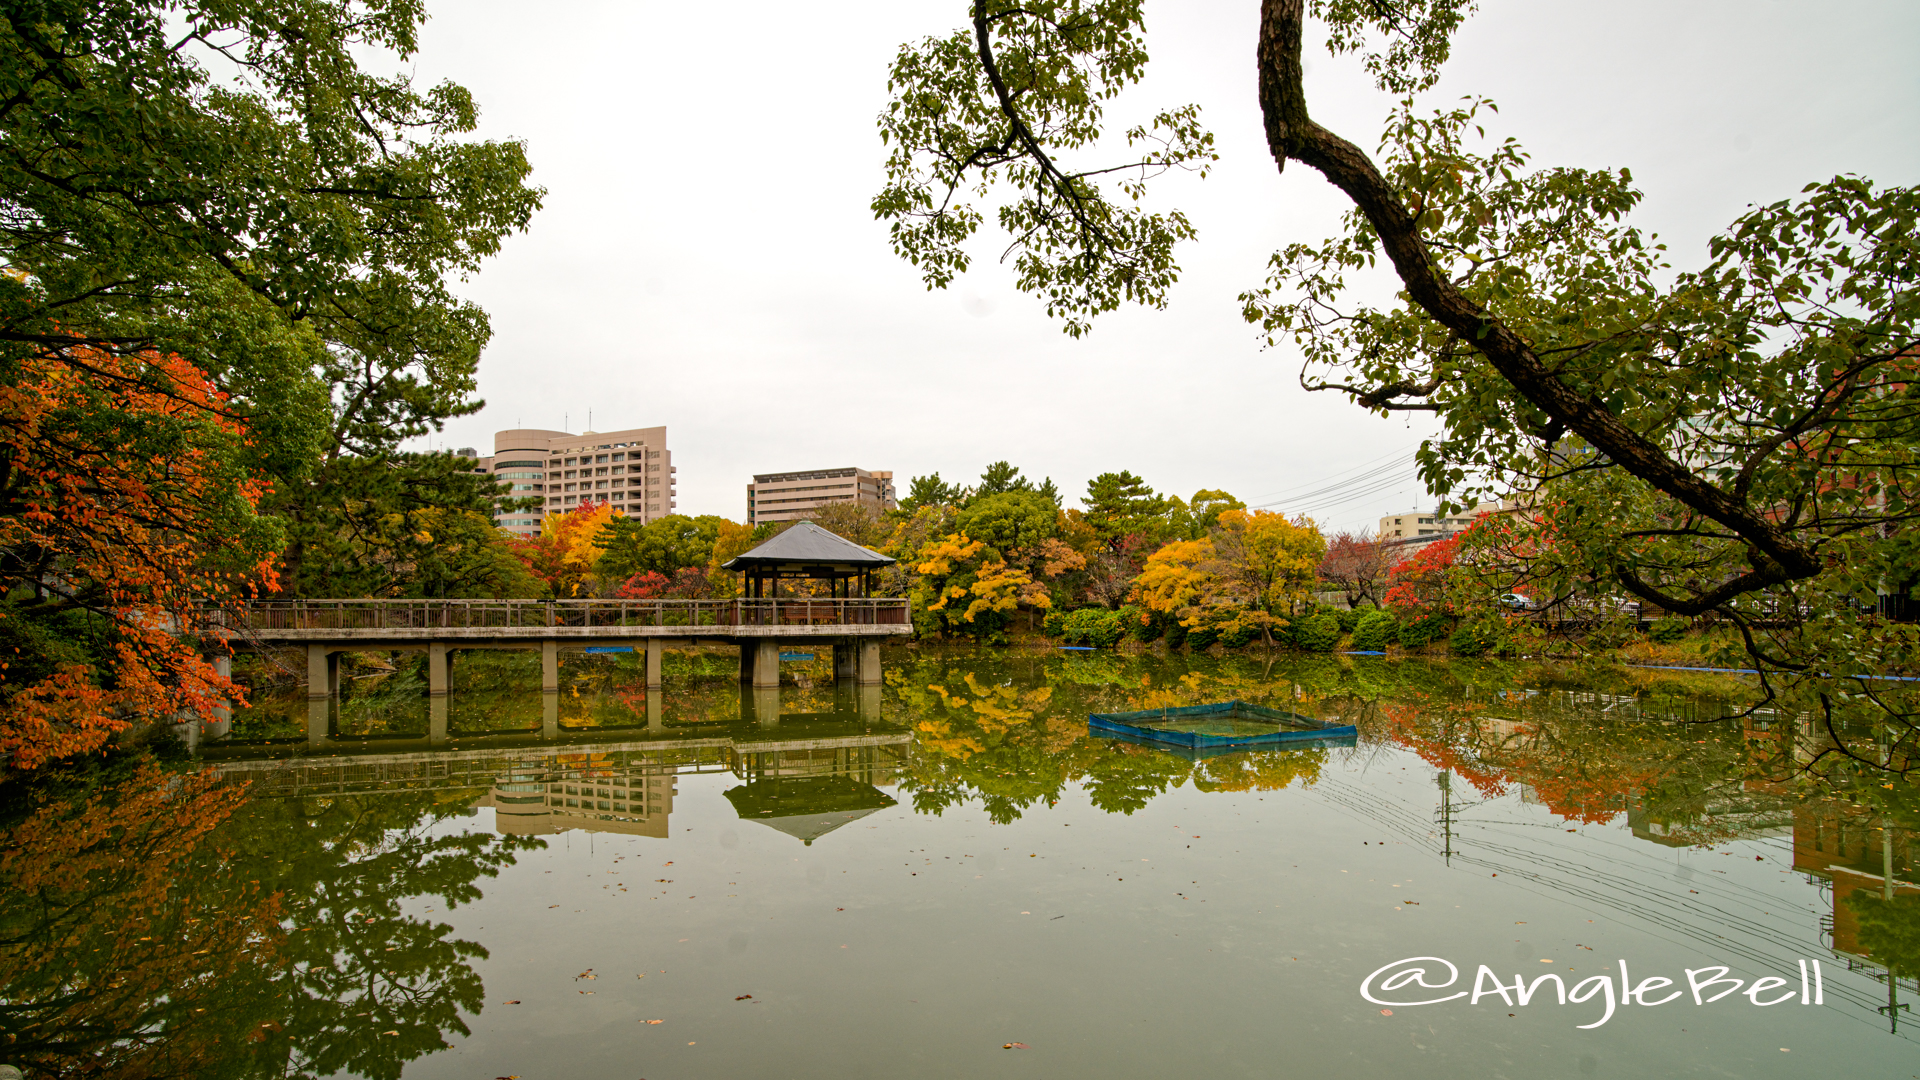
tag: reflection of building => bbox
[1793,800,1918,1032]
[1796,802,1917,958]
[1628,798,1793,848]
[472,753,677,837]
[723,741,900,844]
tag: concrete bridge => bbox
[221,597,913,698]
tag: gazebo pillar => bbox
[834,640,856,681]
[857,640,882,686]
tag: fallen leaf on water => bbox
[548,904,560,909]
[646,1019,663,1024]
[1380,1010,1392,1016]
[502,1000,521,1005]
[579,991,595,995]
[735,994,753,1000]
[1003,1042,1029,1049]
[381,1030,399,1036]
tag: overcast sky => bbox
[404,0,1920,531]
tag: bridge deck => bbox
[224,598,912,643]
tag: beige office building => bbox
[746,467,895,526]
[1377,501,1504,542]
[473,425,676,537]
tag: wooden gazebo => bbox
[721,521,895,598]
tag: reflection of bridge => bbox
[210,722,911,844]
[219,598,912,699]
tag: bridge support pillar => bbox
[738,641,755,684]
[747,685,781,727]
[857,640,881,686]
[428,696,449,746]
[833,641,856,681]
[199,654,232,740]
[306,696,330,746]
[753,639,781,689]
[857,681,882,720]
[646,639,664,689]
[541,692,559,739]
[307,645,339,700]
[541,640,559,693]
[646,689,664,732]
[428,642,450,697]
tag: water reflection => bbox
[10,648,1920,1074]
[0,760,535,1079]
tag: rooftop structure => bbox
[721,521,895,598]
[747,466,893,526]
[473,426,675,537]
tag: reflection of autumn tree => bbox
[1370,689,1768,831]
[0,762,281,1078]
[1078,742,1193,815]
[1191,748,1327,793]
[223,789,538,1080]
[0,759,539,1079]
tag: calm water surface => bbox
[4,647,1916,1079]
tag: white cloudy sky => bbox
[405,0,1919,531]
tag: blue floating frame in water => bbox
[779,652,816,662]
[1088,699,1357,750]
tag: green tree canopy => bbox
[0,0,543,592]
[900,472,966,512]
[595,514,728,581]
[876,0,1920,761]
[955,490,1061,555]
[1082,470,1168,549]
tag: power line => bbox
[1242,445,1417,505]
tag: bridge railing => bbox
[221,597,911,633]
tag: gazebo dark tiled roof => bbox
[721,521,893,599]
[721,521,894,571]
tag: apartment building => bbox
[746,467,895,526]
[1377,501,1504,542]
[473,425,676,537]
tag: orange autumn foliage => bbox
[0,345,278,767]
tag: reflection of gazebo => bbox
[723,775,897,845]
[721,521,894,598]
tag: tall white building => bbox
[473,426,676,537]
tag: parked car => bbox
[1498,593,1536,611]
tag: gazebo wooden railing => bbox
[220,597,910,634]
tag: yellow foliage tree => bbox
[1133,539,1220,624]
[705,520,758,599]
[1214,509,1325,616]
[963,560,1050,624]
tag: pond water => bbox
[4,647,1917,1079]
